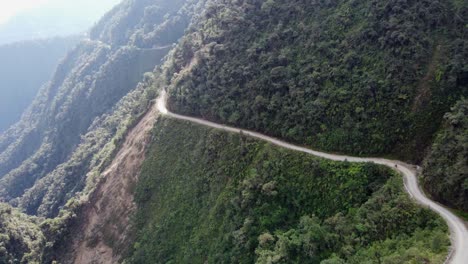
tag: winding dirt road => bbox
[157,91,467,264]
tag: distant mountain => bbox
[0,0,193,218]
[0,0,199,262]
[0,36,79,132]
[0,0,122,45]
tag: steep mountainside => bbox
[164,0,468,211]
[422,98,468,212]
[0,36,79,132]
[59,88,161,264]
[126,118,448,263]
[0,0,198,219]
[0,0,466,263]
[167,0,467,162]
[0,0,209,262]
[0,203,44,263]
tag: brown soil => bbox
[65,102,159,264]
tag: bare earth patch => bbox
[66,102,160,264]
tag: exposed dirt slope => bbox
[65,102,160,264]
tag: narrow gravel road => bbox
[157,91,468,264]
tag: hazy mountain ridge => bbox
[0,0,196,218]
[0,0,208,262]
[0,36,79,133]
[0,0,122,44]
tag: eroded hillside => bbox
[0,0,199,218]
[61,95,161,263]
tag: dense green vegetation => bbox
[422,98,468,212]
[0,0,199,218]
[17,79,158,218]
[127,118,449,263]
[166,0,468,162]
[0,0,211,261]
[0,0,463,261]
[0,41,167,216]
[0,36,79,132]
[0,203,44,263]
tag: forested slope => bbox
[0,0,199,219]
[0,0,210,262]
[422,98,468,212]
[0,203,44,263]
[164,0,468,211]
[167,0,467,161]
[126,118,449,263]
[0,36,79,132]
[0,0,465,262]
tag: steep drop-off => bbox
[126,118,449,263]
[164,0,468,213]
[62,94,161,264]
[0,0,198,218]
[0,0,214,262]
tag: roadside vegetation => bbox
[422,98,468,212]
[0,0,464,262]
[167,0,467,163]
[126,118,449,263]
[0,203,44,263]
[165,0,468,214]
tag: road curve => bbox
[157,91,467,264]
